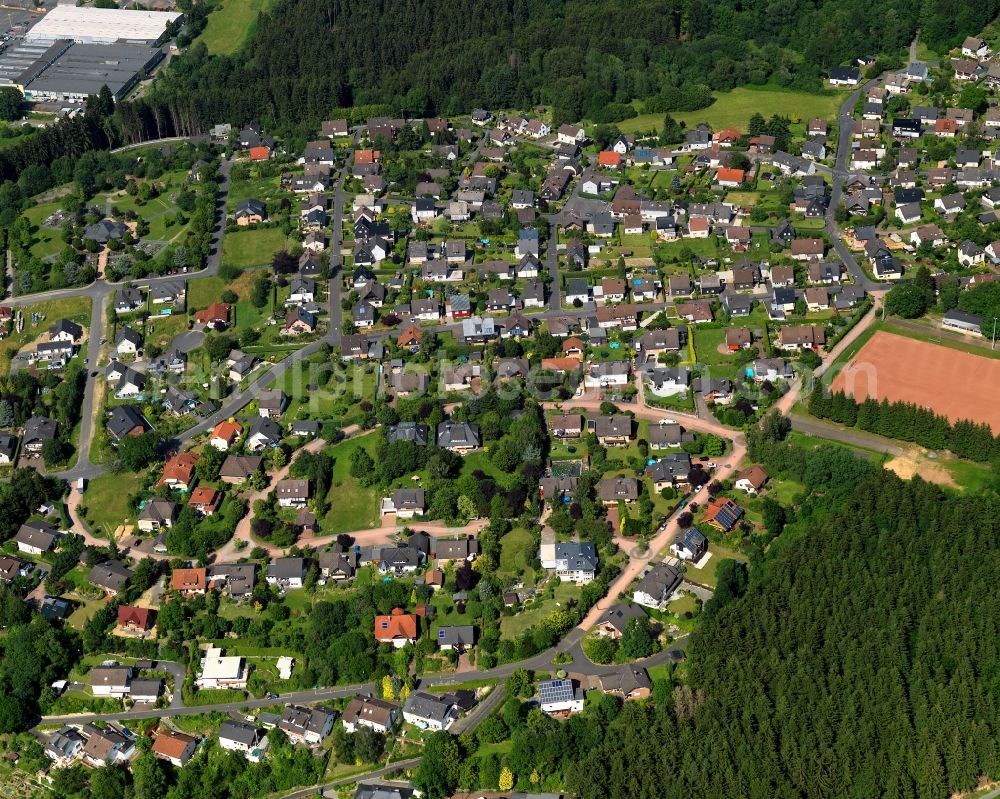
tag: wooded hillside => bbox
[132,0,1000,138]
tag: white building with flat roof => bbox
[196,648,248,690]
[26,6,182,45]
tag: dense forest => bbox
[120,0,1000,139]
[411,423,1000,799]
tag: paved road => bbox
[789,413,903,456]
[824,81,889,293]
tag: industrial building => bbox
[25,6,182,45]
[0,39,70,92]
[22,42,164,102]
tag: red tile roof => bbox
[374,607,418,642]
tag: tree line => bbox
[108,0,999,141]
[808,384,1000,464]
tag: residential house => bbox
[633,563,682,609]
[14,520,58,554]
[245,418,282,452]
[540,541,598,584]
[90,666,132,698]
[218,722,266,759]
[735,465,769,495]
[170,567,207,597]
[342,697,398,734]
[152,731,199,768]
[538,678,584,714]
[591,414,632,446]
[137,498,177,532]
[703,497,744,532]
[597,476,639,505]
[437,420,481,452]
[188,486,222,516]
[89,561,131,595]
[374,608,418,647]
[266,557,307,590]
[210,420,243,451]
[596,603,647,639]
[670,528,708,562]
[276,479,310,508]
[403,691,458,730]
[381,488,425,519]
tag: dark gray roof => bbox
[107,405,146,440]
[218,721,263,746]
[403,690,454,723]
[387,422,428,446]
[436,625,475,647]
[437,420,480,449]
[23,415,57,444]
[597,603,647,635]
[88,560,131,591]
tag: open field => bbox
[222,228,290,269]
[618,86,850,134]
[320,432,379,534]
[82,470,146,540]
[198,0,276,55]
[831,330,1000,432]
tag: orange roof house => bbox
[561,336,585,357]
[152,730,199,767]
[598,151,622,169]
[397,324,423,348]
[374,607,418,647]
[354,149,381,165]
[211,420,243,450]
[193,303,231,328]
[160,451,200,490]
[703,497,744,532]
[541,356,584,373]
[170,567,207,596]
[117,605,154,632]
[713,128,741,144]
[188,487,222,516]
[716,167,746,185]
[249,145,272,161]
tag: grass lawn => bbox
[460,450,515,489]
[618,86,851,134]
[320,432,380,534]
[198,0,277,55]
[500,582,581,638]
[656,236,724,261]
[667,592,699,616]
[647,663,671,683]
[686,543,744,589]
[497,527,536,585]
[0,295,92,374]
[67,597,107,631]
[222,228,291,269]
[144,312,189,351]
[188,268,274,331]
[82,469,146,539]
[766,478,806,506]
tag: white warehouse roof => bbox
[26,6,182,45]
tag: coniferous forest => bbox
[117,0,1000,139]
